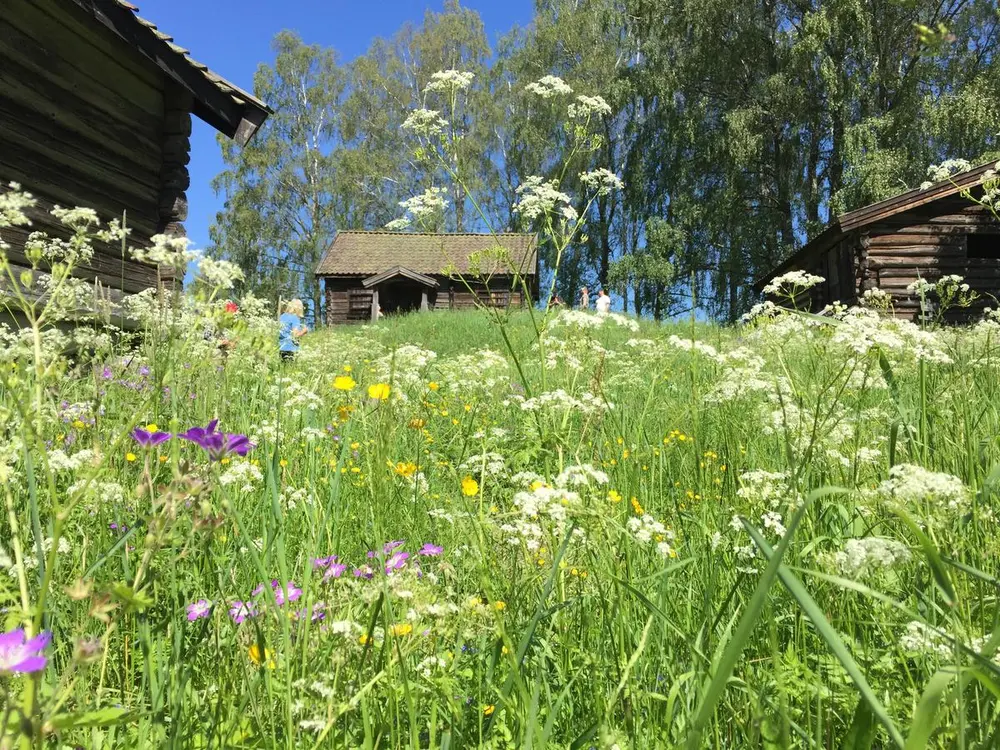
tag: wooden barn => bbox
[0,0,271,305]
[316,231,538,324]
[754,162,1000,320]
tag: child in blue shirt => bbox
[279,299,308,361]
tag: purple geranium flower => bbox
[323,563,348,582]
[178,419,254,461]
[272,581,302,607]
[100,366,113,380]
[186,600,212,621]
[131,427,171,448]
[385,551,409,575]
[0,628,51,674]
[312,555,338,570]
[229,600,258,624]
[419,543,443,557]
[353,565,374,580]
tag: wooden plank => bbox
[0,92,160,181]
[0,21,163,141]
[4,0,165,116]
[0,113,159,201]
[0,151,159,234]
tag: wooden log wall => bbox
[323,275,531,324]
[0,0,169,296]
[862,198,1000,320]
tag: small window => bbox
[967,234,1000,259]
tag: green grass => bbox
[3,303,1000,749]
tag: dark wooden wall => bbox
[859,198,1000,320]
[0,0,181,298]
[324,275,531,324]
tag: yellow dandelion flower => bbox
[608,489,622,503]
[393,461,418,478]
[333,375,356,391]
[159,455,168,463]
[389,623,413,637]
[428,381,440,391]
[145,423,159,432]
[494,601,506,611]
[279,459,288,468]
[461,476,479,497]
[125,452,137,463]
[343,364,352,372]
[248,644,276,669]
[72,419,86,430]
[483,705,495,716]
[368,383,391,400]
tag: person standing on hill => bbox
[596,289,611,315]
[279,299,308,361]
[579,286,590,309]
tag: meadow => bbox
[4,246,1000,749]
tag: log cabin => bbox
[0,0,271,312]
[316,231,538,324]
[754,162,1000,321]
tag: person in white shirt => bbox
[595,289,611,315]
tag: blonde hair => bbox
[284,298,305,317]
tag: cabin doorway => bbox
[380,281,424,315]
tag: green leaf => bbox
[46,707,131,730]
[110,583,154,612]
[744,523,905,749]
[904,667,963,750]
[685,486,848,749]
[841,699,877,750]
[891,507,956,607]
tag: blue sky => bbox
[137,0,535,252]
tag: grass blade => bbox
[744,523,905,749]
[685,486,847,749]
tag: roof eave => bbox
[74,0,272,145]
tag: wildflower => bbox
[248,643,276,669]
[131,427,171,447]
[125,452,137,463]
[224,301,239,314]
[385,551,409,575]
[461,476,479,496]
[494,601,506,611]
[428,382,440,391]
[178,419,254,461]
[186,599,212,621]
[73,636,102,664]
[483,705,496,716]
[424,69,475,93]
[393,461,418,478]
[0,628,51,674]
[608,490,622,503]
[229,600,257,624]
[368,383,391,401]
[418,543,443,557]
[631,497,644,516]
[390,623,413,637]
[524,75,573,98]
[322,563,348,582]
[333,375,356,391]
[408,418,426,429]
[271,580,302,606]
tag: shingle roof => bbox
[316,231,538,277]
[73,0,272,145]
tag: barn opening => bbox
[362,266,438,319]
[967,233,1000,260]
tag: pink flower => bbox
[418,543,443,557]
[229,600,257,624]
[186,600,212,621]
[0,628,51,674]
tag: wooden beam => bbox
[371,288,379,323]
[420,289,428,311]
